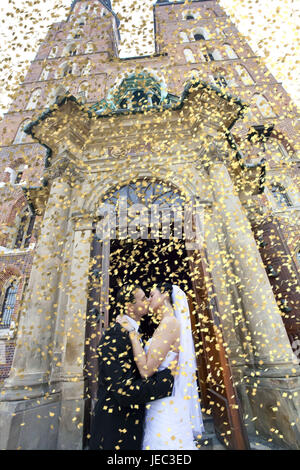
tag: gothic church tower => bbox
[0,0,299,450]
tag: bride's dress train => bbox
[142,285,205,450]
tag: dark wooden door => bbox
[187,245,250,450]
[82,231,105,448]
[251,215,300,351]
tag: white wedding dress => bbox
[141,285,205,450]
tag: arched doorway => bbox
[83,179,250,450]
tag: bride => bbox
[117,282,205,450]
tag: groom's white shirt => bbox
[122,315,140,331]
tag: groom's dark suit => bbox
[89,321,174,450]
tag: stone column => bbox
[209,162,297,370]
[209,161,300,449]
[0,152,84,450]
[56,222,93,450]
[4,176,72,391]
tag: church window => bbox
[296,249,300,266]
[83,60,92,76]
[235,64,254,85]
[215,28,226,39]
[26,89,41,110]
[271,183,292,208]
[194,33,205,41]
[213,75,228,88]
[180,32,189,43]
[0,280,18,329]
[68,44,78,56]
[193,28,209,41]
[254,94,276,118]
[48,46,58,58]
[203,51,214,62]
[224,44,238,59]
[14,171,23,184]
[265,139,290,162]
[62,63,73,77]
[184,48,195,63]
[14,208,35,249]
[40,66,50,81]
[78,81,89,101]
[13,119,31,144]
[85,42,94,53]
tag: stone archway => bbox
[82,177,250,450]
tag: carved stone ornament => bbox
[44,154,85,184]
[107,146,127,159]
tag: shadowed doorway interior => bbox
[108,237,194,338]
[83,235,207,449]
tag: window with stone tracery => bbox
[0,279,18,329]
[271,183,292,208]
[13,208,35,249]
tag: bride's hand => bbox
[116,315,132,331]
[168,355,179,377]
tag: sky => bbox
[0,0,299,117]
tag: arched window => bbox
[296,249,300,266]
[60,62,74,77]
[83,60,92,76]
[47,85,68,107]
[254,94,276,118]
[0,280,18,329]
[266,139,290,162]
[224,44,238,59]
[26,89,41,110]
[205,8,217,17]
[78,81,89,101]
[14,208,35,249]
[48,46,58,58]
[77,16,85,26]
[184,48,195,63]
[180,32,189,43]
[271,183,292,208]
[194,33,205,41]
[193,28,209,41]
[215,28,226,38]
[203,50,215,62]
[185,12,195,20]
[188,69,200,83]
[203,49,222,62]
[85,42,94,53]
[235,64,254,85]
[213,74,228,88]
[40,66,50,81]
[80,3,91,14]
[13,119,31,144]
[68,43,78,56]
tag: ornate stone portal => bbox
[0,81,299,450]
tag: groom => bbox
[89,283,176,450]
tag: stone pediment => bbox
[24,79,245,154]
[23,79,259,194]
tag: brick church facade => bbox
[0,0,299,450]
